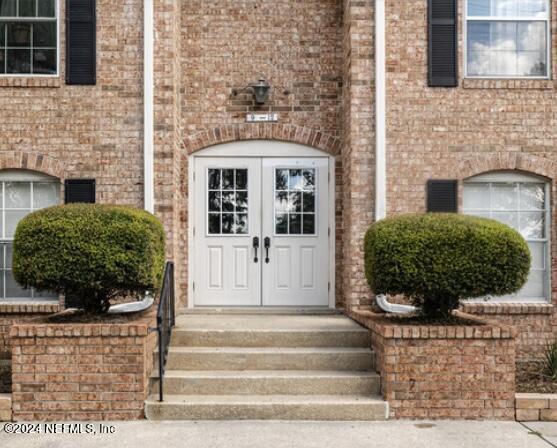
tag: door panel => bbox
[261,158,329,306]
[194,158,262,306]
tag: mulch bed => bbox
[32,308,154,324]
[517,361,557,394]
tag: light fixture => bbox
[233,78,271,105]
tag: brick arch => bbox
[0,151,66,179]
[182,124,341,156]
[458,153,557,181]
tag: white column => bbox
[375,0,387,221]
[144,0,155,214]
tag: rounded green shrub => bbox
[364,213,531,318]
[13,204,166,314]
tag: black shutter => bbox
[63,179,95,309]
[66,0,96,85]
[427,180,458,212]
[65,179,96,203]
[428,0,458,87]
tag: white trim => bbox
[195,140,332,158]
[143,0,154,214]
[463,0,552,80]
[188,141,336,309]
[0,0,60,78]
[375,0,387,222]
[466,171,548,183]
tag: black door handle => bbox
[264,237,271,264]
[253,237,260,263]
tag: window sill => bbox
[0,301,60,314]
[0,77,61,88]
[462,78,554,90]
[460,302,553,316]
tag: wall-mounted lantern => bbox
[232,78,271,105]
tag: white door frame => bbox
[187,140,336,309]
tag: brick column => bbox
[341,0,375,309]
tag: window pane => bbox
[491,211,518,230]
[0,0,16,16]
[520,212,545,239]
[492,0,518,16]
[5,182,30,208]
[463,183,489,210]
[7,48,30,73]
[518,51,546,76]
[518,0,548,18]
[468,51,490,76]
[529,242,545,270]
[5,270,31,298]
[34,289,57,299]
[38,0,55,17]
[4,243,11,268]
[492,183,517,210]
[468,0,490,16]
[19,0,36,17]
[33,182,59,208]
[32,48,55,74]
[0,50,5,74]
[519,270,545,298]
[33,21,56,47]
[491,51,518,76]
[0,22,4,45]
[5,210,29,238]
[7,22,30,46]
[520,184,545,210]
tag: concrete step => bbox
[171,329,370,348]
[152,370,380,395]
[163,347,374,371]
[144,394,389,421]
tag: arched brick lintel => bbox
[0,151,66,179]
[182,124,342,156]
[458,153,557,181]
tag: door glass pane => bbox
[275,168,317,235]
[207,168,248,235]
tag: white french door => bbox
[193,157,330,307]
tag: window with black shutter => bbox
[66,0,96,85]
[428,0,458,87]
[427,180,458,212]
[64,179,95,203]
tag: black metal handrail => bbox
[157,261,175,402]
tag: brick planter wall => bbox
[516,393,557,421]
[9,314,156,421]
[349,310,517,420]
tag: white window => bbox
[0,0,57,75]
[465,0,550,78]
[463,171,550,302]
[0,170,60,301]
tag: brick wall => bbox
[350,310,517,420]
[9,315,156,421]
[382,0,557,356]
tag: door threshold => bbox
[179,307,342,316]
